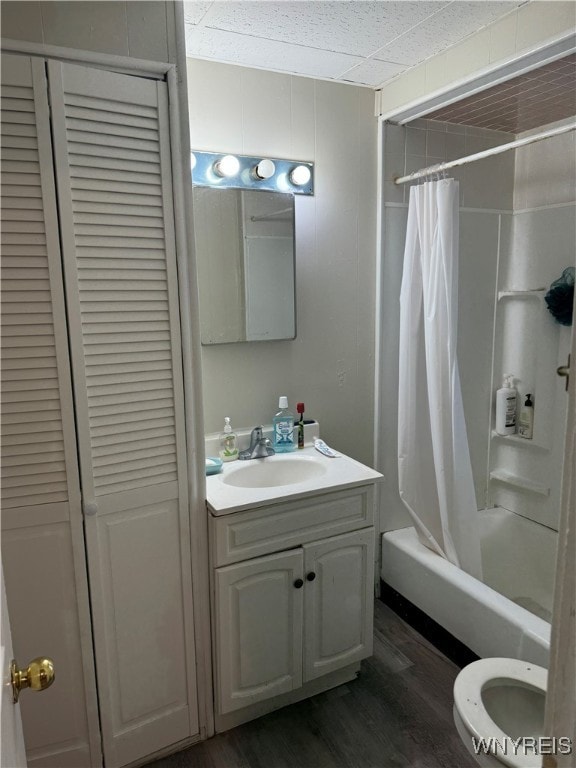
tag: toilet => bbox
[453,658,548,768]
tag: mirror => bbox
[193,187,296,344]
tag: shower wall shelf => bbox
[490,431,548,451]
[490,468,550,497]
[497,289,546,301]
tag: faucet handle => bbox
[239,426,275,459]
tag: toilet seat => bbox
[453,657,547,768]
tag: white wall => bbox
[378,119,515,532]
[187,59,378,465]
[0,0,178,63]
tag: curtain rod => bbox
[393,122,576,185]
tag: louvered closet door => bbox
[47,60,199,768]
[0,54,101,768]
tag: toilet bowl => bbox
[453,657,547,768]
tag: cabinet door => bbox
[303,528,375,681]
[47,61,198,768]
[1,53,101,768]
[215,549,304,714]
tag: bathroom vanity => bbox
[205,446,382,731]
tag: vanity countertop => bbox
[206,445,382,515]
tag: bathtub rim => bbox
[381,523,551,665]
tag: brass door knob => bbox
[11,657,55,703]
[557,354,571,392]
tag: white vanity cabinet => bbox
[208,482,376,726]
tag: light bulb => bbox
[254,159,276,180]
[289,165,311,186]
[214,154,240,178]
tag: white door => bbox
[47,60,199,768]
[303,528,375,681]
[1,53,101,768]
[215,549,304,714]
[1,565,27,768]
[544,323,575,756]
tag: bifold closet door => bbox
[47,61,199,768]
[0,53,101,767]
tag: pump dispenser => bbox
[495,375,517,435]
[219,416,238,462]
[518,394,534,439]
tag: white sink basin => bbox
[206,444,382,514]
[222,456,327,488]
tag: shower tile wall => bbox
[379,120,514,532]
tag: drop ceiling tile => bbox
[339,58,406,87]
[183,1,213,25]
[198,1,449,58]
[374,1,522,66]
[185,25,364,79]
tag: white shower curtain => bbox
[398,179,482,579]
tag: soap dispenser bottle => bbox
[273,396,296,453]
[495,374,517,435]
[219,417,239,462]
[518,394,534,439]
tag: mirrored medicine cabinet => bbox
[193,187,296,345]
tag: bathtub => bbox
[381,507,556,667]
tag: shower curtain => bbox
[398,178,482,579]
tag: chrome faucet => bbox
[238,426,275,460]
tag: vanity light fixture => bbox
[213,154,240,178]
[191,150,314,195]
[289,165,312,186]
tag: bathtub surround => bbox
[398,178,482,579]
[491,118,575,532]
[187,59,377,466]
[378,117,574,537]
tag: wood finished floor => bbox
[146,601,475,768]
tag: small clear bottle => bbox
[219,417,238,462]
[273,396,296,453]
